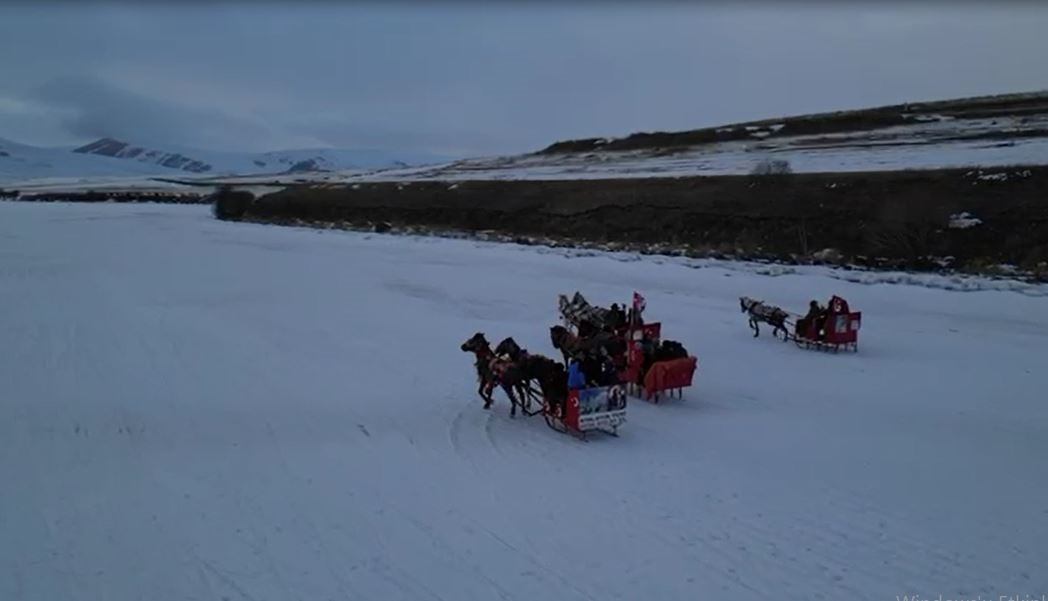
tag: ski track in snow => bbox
[1,203,1047,601]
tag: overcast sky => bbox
[1,2,1046,157]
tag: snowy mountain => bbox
[73,138,213,173]
[72,137,450,175]
[1,136,179,184]
[0,136,451,185]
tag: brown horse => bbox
[549,325,583,366]
[550,325,624,363]
[519,354,568,418]
[460,332,527,417]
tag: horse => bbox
[518,353,568,418]
[494,336,533,409]
[549,325,581,366]
[739,296,790,340]
[494,337,526,362]
[551,325,626,362]
[460,332,528,417]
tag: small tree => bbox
[750,158,793,176]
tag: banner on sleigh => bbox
[576,385,628,415]
[566,385,627,432]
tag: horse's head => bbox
[494,337,523,361]
[739,297,758,313]
[549,325,566,348]
[461,332,490,354]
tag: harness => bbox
[747,299,784,321]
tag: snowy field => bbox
[1,202,1047,601]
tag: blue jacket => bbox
[567,360,587,390]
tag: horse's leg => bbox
[478,378,494,408]
[479,383,491,408]
[750,317,759,337]
[502,383,520,418]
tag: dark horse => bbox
[495,336,534,410]
[461,333,571,419]
[494,336,526,362]
[550,325,614,364]
[549,325,580,366]
[550,325,625,364]
[739,296,789,340]
[460,332,528,417]
[493,336,572,416]
[520,354,568,418]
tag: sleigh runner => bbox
[462,331,627,441]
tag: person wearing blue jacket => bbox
[567,356,587,390]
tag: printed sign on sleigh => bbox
[577,385,627,415]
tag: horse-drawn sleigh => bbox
[556,291,699,403]
[458,290,700,439]
[740,294,862,352]
[460,332,626,440]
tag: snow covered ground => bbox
[1,203,1046,601]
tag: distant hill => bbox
[0,136,450,184]
[539,90,1048,154]
[320,90,1048,182]
[7,90,1048,187]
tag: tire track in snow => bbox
[447,392,507,468]
[462,513,602,601]
[396,506,605,601]
[198,559,260,601]
[260,421,360,601]
[447,401,470,457]
[765,486,1025,596]
[483,411,506,458]
[635,481,996,600]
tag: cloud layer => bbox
[1,3,1046,156]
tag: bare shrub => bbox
[211,186,255,221]
[750,158,793,176]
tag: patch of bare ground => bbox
[232,165,1048,280]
